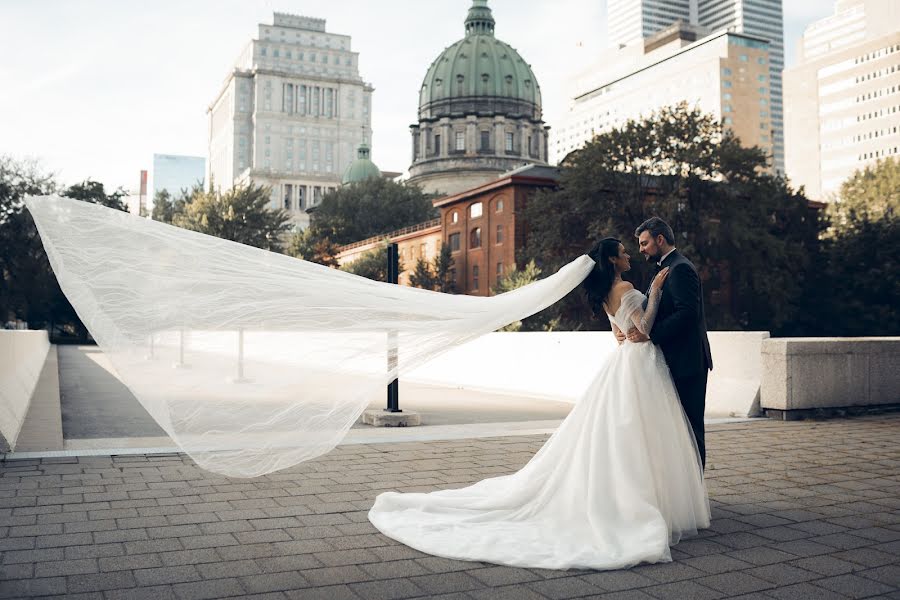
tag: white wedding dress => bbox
[368,288,710,570]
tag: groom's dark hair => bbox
[635,217,675,245]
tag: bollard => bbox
[386,243,401,413]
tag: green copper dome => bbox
[341,143,381,185]
[418,0,542,121]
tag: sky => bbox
[0,0,835,191]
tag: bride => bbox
[368,237,710,570]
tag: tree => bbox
[284,228,341,267]
[802,158,900,336]
[829,157,899,229]
[339,242,404,282]
[409,246,456,293]
[521,103,820,333]
[62,179,128,212]
[0,156,60,329]
[172,183,291,251]
[306,178,437,247]
[491,260,544,331]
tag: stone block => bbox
[362,410,420,427]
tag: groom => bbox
[620,217,713,469]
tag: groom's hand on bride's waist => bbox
[626,330,650,343]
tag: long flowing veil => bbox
[24,195,594,477]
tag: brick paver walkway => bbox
[2,415,898,599]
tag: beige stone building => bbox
[784,0,900,200]
[552,22,774,167]
[207,13,373,228]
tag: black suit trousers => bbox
[673,370,708,470]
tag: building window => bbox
[455,131,465,151]
[496,199,503,212]
[435,134,441,155]
[758,57,767,65]
[505,132,514,152]
[470,202,482,218]
[723,117,733,125]
[739,54,748,61]
[724,105,733,113]
[722,67,732,76]
[759,87,768,94]
[480,130,490,150]
[723,93,732,100]
[758,74,767,82]
[497,263,503,277]
[723,80,732,88]
[298,186,306,209]
[283,184,292,210]
[470,227,482,248]
[760,98,768,106]
[451,210,459,224]
[472,265,479,290]
[496,224,503,243]
[261,47,267,56]
[760,110,769,117]
[449,232,460,252]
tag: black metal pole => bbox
[386,243,401,413]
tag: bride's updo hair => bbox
[583,237,622,319]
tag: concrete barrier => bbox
[405,331,769,418]
[0,330,51,451]
[761,337,900,419]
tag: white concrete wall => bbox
[761,337,900,413]
[0,330,51,451]
[405,331,769,418]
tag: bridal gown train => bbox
[368,288,710,570]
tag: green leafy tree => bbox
[801,158,900,336]
[0,156,60,329]
[306,178,437,246]
[172,183,291,251]
[521,103,820,333]
[491,260,544,331]
[340,241,404,282]
[62,179,128,212]
[284,228,341,267]
[409,246,456,293]
[151,189,175,223]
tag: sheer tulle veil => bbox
[23,195,595,477]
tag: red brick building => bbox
[337,164,559,295]
[434,164,559,295]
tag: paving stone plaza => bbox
[1,415,898,599]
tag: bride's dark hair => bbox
[583,237,622,319]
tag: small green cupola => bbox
[341,143,381,185]
[465,0,495,36]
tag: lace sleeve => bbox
[629,286,662,335]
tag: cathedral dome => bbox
[418,0,542,121]
[341,143,381,185]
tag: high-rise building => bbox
[784,0,900,200]
[152,154,205,198]
[552,23,773,165]
[698,0,785,173]
[568,0,784,171]
[607,0,696,48]
[207,13,373,228]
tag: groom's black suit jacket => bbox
[645,250,713,378]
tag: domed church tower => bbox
[407,0,549,196]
